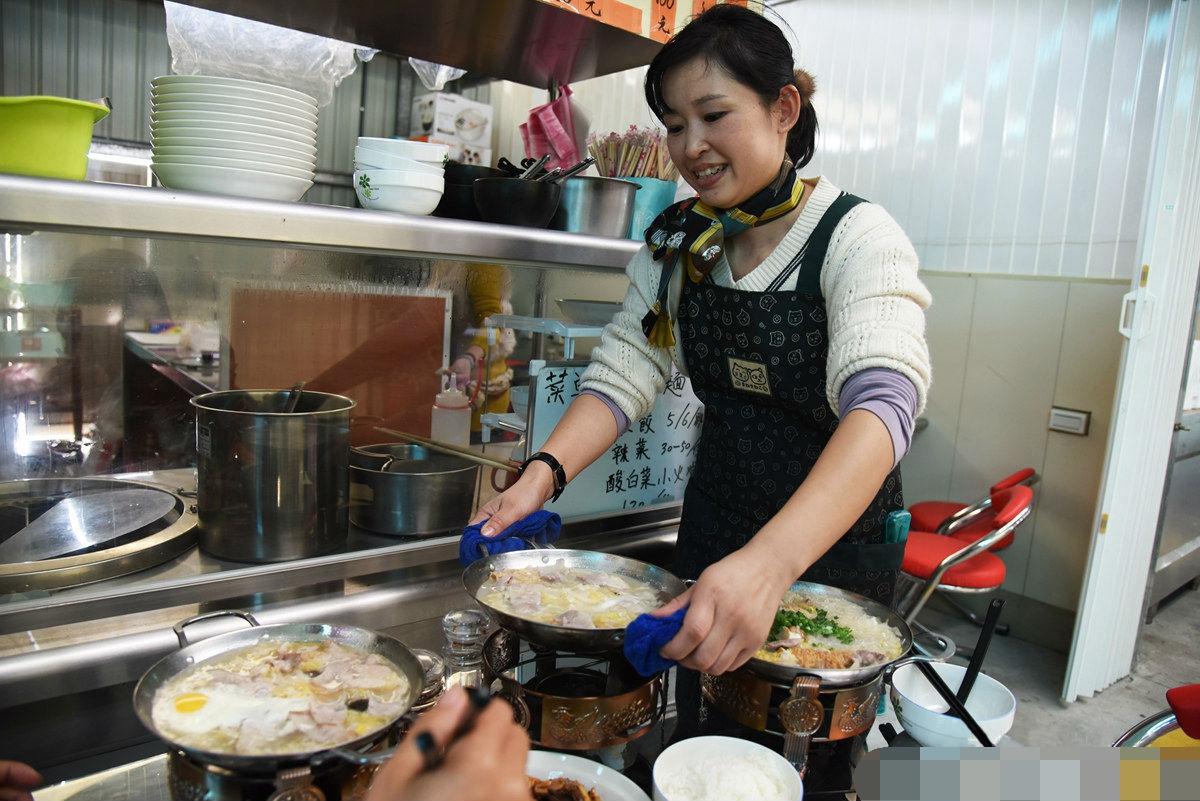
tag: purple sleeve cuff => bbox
[838,368,919,467]
[580,389,630,432]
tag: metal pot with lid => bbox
[133,611,425,800]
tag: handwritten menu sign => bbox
[527,361,703,519]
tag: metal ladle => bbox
[283,382,305,413]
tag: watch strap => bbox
[521,451,567,502]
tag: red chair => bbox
[898,485,1035,628]
[908,468,1038,552]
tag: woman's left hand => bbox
[653,542,797,675]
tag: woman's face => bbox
[661,57,798,208]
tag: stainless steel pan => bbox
[133,610,424,775]
[741,580,950,687]
[462,549,687,652]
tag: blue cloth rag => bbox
[624,606,687,677]
[458,510,562,567]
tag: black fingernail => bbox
[414,731,436,755]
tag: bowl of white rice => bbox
[652,736,802,801]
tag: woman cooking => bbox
[471,2,930,742]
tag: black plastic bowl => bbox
[433,183,483,221]
[473,177,563,228]
[444,163,503,186]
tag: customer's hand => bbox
[469,461,554,537]
[0,760,42,801]
[653,541,795,675]
[365,686,532,801]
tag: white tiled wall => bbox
[903,273,1128,612]
[774,0,1172,279]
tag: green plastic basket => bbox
[0,96,110,181]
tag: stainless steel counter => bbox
[0,175,641,272]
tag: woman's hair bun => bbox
[794,69,817,104]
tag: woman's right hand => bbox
[0,760,42,801]
[470,461,555,537]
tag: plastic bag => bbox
[163,1,377,107]
[519,86,590,171]
[409,59,466,92]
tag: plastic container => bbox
[625,176,679,240]
[0,96,110,180]
[431,381,471,446]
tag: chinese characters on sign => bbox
[528,363,704,517]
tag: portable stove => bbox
[482,628,668,754]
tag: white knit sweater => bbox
[579,176,932,422]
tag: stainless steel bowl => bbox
[549,176,639,238]
[350,443,479,536]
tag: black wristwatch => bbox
[520,451,567,502]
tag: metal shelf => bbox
[172,0,662,89]
[0,175,641,272]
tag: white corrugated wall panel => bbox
[772,0,1170,279]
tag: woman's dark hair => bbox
[645,4,818,168]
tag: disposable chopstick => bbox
[955,598,1005,707]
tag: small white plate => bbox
[152,161,312,202]
[152,88,318,122]
[152,144,315,171]
[152,97,317,128]
[153,154,313,181]
[152,74,317,108]
[152,118,315,149]
[151,130,316,160]
[151,108,316,140]
[526,751,650,801]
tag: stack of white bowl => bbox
[353,137,448,215]
[149,75,318,202]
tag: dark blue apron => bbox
[671,192,905,741]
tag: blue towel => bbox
[458,510,562,567]
[624,607,687,677]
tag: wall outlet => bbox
[1049,407,1091,435]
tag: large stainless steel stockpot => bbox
[191,390,354,563]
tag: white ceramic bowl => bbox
[151,130,316,160]
[152,98,317,128]
[152,161,313,202]
[357,136,449,162]
[152,154,313,181]
[353,145,442,174]
[152,74,317,108]
[151,108,316,140]
[653,736,802,801]
[152,82,318,115]
[889,662,1016,747]
[152,144,315,171]
[527,751,650,801]
[151,88,318,122]
[353,170,444,215]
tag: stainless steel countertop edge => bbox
[0,175,641,271]
[0,526,678,705]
